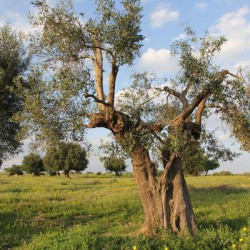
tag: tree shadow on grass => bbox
[0,201,133,249]
[188,184,249,194]
[0,210,107,249]
[199,216,249,231]
[0,211,36,249]
[189,185,250,231]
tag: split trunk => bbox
[131,147,197,235]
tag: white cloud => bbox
[195,2,208,11]
[138,48,179,74]
[150,6,179,28]
[172,32,187,41]
[210,7,250,69]
[0,11,32,34]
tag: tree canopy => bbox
[14,0,143,147]
[4,164,23,175]
[182,144,220,176]
[43,142,88,177]
[101,156,127,175]
[0,25,29,161]
[22,153,44,174]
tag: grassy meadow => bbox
[0,173,249,250]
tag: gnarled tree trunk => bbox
[131,147,197,235]
[131,147,163,234]
[159,156,197,235]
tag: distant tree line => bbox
[5,142,89,178]
[5,139,220,177]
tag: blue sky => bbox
[1,0,250,173]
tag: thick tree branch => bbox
[84,93,111,107]
[158,155,175,185]
[135,120,162,132]
[177,91,208,123]
[93,36,105,111]
[87,113,107,129]
[163,86,188,108]
[178,70,230,123]
[107,58,119,106]
[195,94,210,126]
[227,71,244,80]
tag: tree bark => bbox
[131,147,163,235]
[131,147,197,235]
[159,156,197,235]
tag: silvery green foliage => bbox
[16,0,143,148]
[0,25,29,160]
[43,142,88,172]
[115,26,249,158]
[16,0,249,159]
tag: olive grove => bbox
[14,0,250,235]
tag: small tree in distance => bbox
[43,142,88,178]
[183,154,220,176]
[182,143,221,176]
[102,156,127,176]
[22,153,44,175]
[5,164,23,175]
[42,146,60,175]
[202,158,220,176]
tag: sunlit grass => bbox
[0,173,249,249]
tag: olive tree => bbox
[0,25,29,162]
[5,164,23,175]
[22,153,44,175]
[15,0,250,235]
[183,150,220,176]
[43,142,88,177]
[202,158,220,176]
[102,156,127,175]
[42,146,60,175]
[182,142,222,176]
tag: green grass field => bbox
[0,173,249,250]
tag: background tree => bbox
[42,146,60,175]
[0,25,29,162]
[202,158,220,176]
[22,153,44,175]
[43,142,88,178]
[183,151,220,176]
[101,156,127,176]
[4,164,23,175]
[182,142,220,176]
[15,0,250,236]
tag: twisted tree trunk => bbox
[131,147,163,234]
[89,113,197,235]
[131,147,197,235]
[159,156,197,234]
